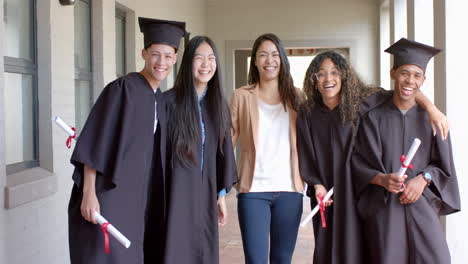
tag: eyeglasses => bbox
[314,70,341,82]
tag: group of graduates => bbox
[67,17,460,264]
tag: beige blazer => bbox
[230,84,305,193]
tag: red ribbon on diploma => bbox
[66,127,77,149]
[101,222,110,254]
[400,155,414,169]
[399,155,414,190]
[318,194,327,228]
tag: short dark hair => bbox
[144,42,177,53]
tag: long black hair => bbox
[302,51,380,124]
[248,33,301,111]
[171,36,230,165]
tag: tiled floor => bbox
[219,191,315,264]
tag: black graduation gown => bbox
[68,72,167,264]
[162,89,237,264]
[352,99,461,264]
[296,90,391,264]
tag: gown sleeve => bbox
[418,134,461,215]
[217,106,238,193]
[70,78,131,192]
[296,107,322,189]
[359,88,393,116]
[351,110,388,219]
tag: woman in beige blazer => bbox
[231,33,304,264]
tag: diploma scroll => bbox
[53,116,76,137]
[95,212,131,249]
[53,116,78,148]
[397,138,421,178]
[300,187,334,227]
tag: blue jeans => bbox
[237,192,303,264]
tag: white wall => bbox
[444,0,468,262]
[0,0,207,263]
[206,0,380,96]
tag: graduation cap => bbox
[138,17,186,51]
[385,38,441,72]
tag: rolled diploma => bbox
[95,212,131,249]
[53,116,76,137]
[300,187,334,227]
[397,138,422,178]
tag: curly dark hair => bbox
[247,33,301,112]
[302,50,381,124]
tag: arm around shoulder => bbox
[415,90,449,140]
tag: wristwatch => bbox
[423,172,432,186]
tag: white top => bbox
[250,99,295,192]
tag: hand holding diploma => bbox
[396,137,424,204]
[395,138,422,192]
[370,138,421,193]
[81,189,100,224]
[80,166,131,252]
[315,184,333,207]
[95,212,132,251]
[300,187,334,227]
[397,138,421,178]
[376,172,407,193]
[81,187,132,252]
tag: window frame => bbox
[74,0,94,130]
[4,0,39,174]
[115,7,127,78]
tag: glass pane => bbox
[75,80,92,132]
[74,0,92,71]
[115,14,126,77]
[4,0,33,60]
[4,73,36,164]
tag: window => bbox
[411,0,435,101]
[115,8,126,78]
[380,0,391,89]
[3,0,38,174]
[74,0,93,132]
